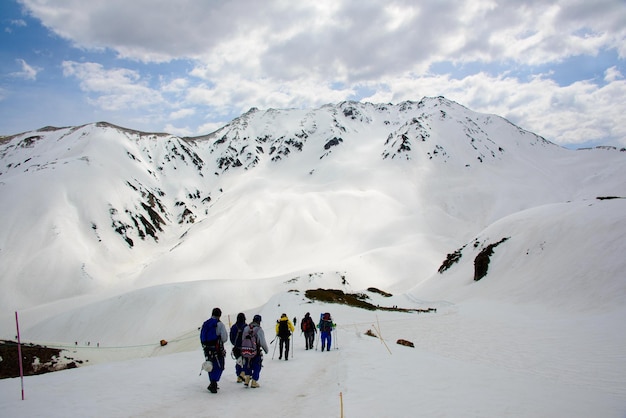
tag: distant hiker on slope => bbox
[275,313,295,360]
[300,312,317,350]
[318,312,335,352]
[200,307,229,393]
[241,314,269,388]
[229,312,247,383]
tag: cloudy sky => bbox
[1,0,625,148]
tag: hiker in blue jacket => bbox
[317,312,335,352]
[200,307,229,393]
[229,312,247,383]
[241,314,269,388]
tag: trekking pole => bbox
[334,327,339,350]
[291,335,294,359]
[272,337,278,360]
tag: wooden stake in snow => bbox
[15,311,25,400]
[340,391,344,418]
[373,315,392,355]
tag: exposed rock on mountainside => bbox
[0,340,80,378]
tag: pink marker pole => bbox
[15,311,25,400]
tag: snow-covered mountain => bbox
[0,96,624,342]
[2,96,626,417]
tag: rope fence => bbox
[10,311,434,353]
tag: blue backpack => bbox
[320,313,333,333]
[201,318,220,351]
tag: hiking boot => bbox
[250,379,260,388]
[237,371,245,383]
[208,382,218,393]
[244,375,251,387]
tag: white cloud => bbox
[360,71,626,147]
[162,123,193,137]
[604,66,623,82]
[4,19,27,33]
[383,3,418,31]
[168,108,195,120]
[197,120,227,135]
[11,19,27,27]
[62,61,163,111]
[20,0,626,70]
[185,74,353,118]
[11,59,40,80]
[17,0,626,145]
[160,78,189,93]
[58,57,626,146]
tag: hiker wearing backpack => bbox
[240,314,269,388]
[229,312,247,383]
[317,312,335,352]
[300,312,317,350]
[200,307,229,393]
[275,313,295,360]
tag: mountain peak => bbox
[1,97,624,314]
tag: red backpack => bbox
[301,317,313,332]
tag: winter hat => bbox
[281,313,287,318]
[237,312,246,322]
[212,307,222,318]
[305,312,310,317]
[253,314,262,323]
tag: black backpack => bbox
[278,320,291,338]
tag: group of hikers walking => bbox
[299,311,334,351]
[200,308,336,393]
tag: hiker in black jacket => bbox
[229,312,247,382]
[300,312,317,350]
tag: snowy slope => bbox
[1,97,625,336]
[413,198,626,312]
[2,266,626,417]
[1,97,626,416]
